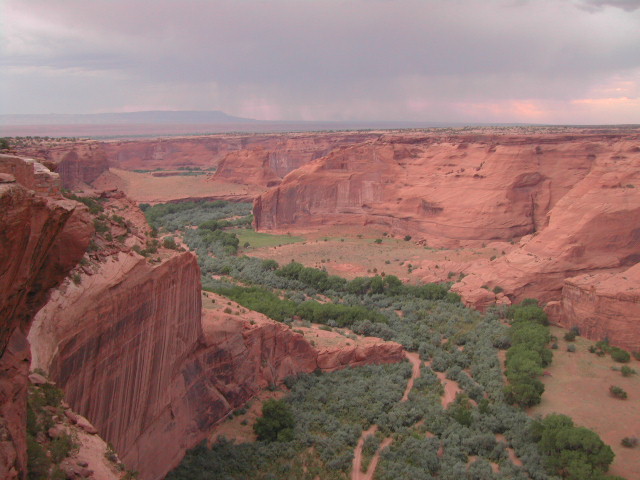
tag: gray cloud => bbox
[579,0,640,11]
[1,0,639,123]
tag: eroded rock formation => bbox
[547,263,640,351]
[30,250,403,480]
[0,154,92,479]
[55,144,110,189]
[254,133,604,240]
[452,137,640,309]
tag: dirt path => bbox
[351,351,422,480]
[402,351,422,401]
[435,371,461,407]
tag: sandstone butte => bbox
[253,131,640,350]
[0,154,93,479]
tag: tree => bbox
[534,414,614,479]
[253,399,295,442]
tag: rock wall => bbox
[452,137,640,306]
[0,154,61,195]
[0,155,91,479]
[253,133,599,240]
[103,132,380,174]
[35,252,202,480]
[213,132,380,187]
[55,144,110,189]
[548,263,640,351]
[253,132,640,314]
[32,251,403,480]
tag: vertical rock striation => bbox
[32,252,403,480]
[39,253,202,479]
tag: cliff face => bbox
[452,138,640,307]
[214,133,380,187]
[31,250,403,480]
[32,252,202,480]
[103,132,380,173]
[55,144,110,189]
[547,263,640,351]
[254,134,599,240]
[0,155,92,479]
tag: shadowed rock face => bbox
[213,133,380,187]
[33,251,403,480]
[42,253,202,480]
[0,154,92,479]
[56,145,110,189]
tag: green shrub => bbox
[567,344,576,353]
[93,218,109,233]
[533,414,614,480]
[27,436,50,480]
[50,433,77,463]
[609,385,627,399]
[621,436,638,448]
[163,236,178,250]
[621,365,636,377]
[611,347,631,363]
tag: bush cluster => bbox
[503,300,552,407]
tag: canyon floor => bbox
[529,327,640,480]
[243,228,507,284]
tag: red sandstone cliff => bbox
[30,251,402,480]
[253,131,640,347]
[452,137,640,307]
[213,133,380,187]
[55,144,110,189]
[103,132,380,174]
[546,263,640,351]
[253,133,601,240]
[0,154,92,479]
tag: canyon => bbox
[251,130,640,349]
[1,127,639,478]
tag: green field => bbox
[233,229,305,249]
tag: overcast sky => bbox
[1,0,639,123]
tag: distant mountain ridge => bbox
[0,110,257,125]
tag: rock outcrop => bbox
[31,252,202,480]
[547,263,640,351]
[254,132,640,321]
[213,133,380,187]
[254,133,603,241]
[451,137,640,308]
[103,132,380,174]
[30,251,403,480]
[55,144,110,189]
[0,154,92,479]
